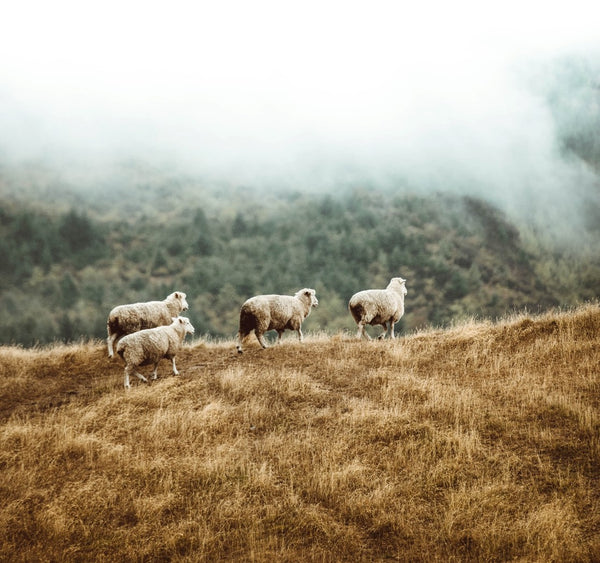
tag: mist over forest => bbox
[2,48,599,237]
[1,2,599,345]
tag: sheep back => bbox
[349,289,403,325]
[107,292,188,337]
[241,289,316,330]
[348,278,407,332]
[117,316,193,367]
[240,295,296,331]
[117,326,173,367]
[109,302,170,335]
[237,289,317,352]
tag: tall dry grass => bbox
[0,304,598,561]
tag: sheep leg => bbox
[107,333,118,358]
[151,363,159,380]
[276,330,284,344]
[236,332,244,354]
[389,323,395,339]
[297,328,304,342]
[256,331,269,349]
[377,322,388,340]
[124,366,148,389]
[133,370,148,383]
[171,358,179,376]
[356,322,371,340]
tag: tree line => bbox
[0,190,598,346]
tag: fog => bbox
[1,0,599,226]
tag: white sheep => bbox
[236,288,318,353]
[116,316,195,389]
[106,291,189,358]
[348,277,407,340]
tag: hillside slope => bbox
[0,304,599,561]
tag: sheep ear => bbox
[174,292,180,298]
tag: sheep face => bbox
[388,277,408,296]
[173,292,189,311]
[297,288,319,308]
[175,316,195,335]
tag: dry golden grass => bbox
[0,304,599,561]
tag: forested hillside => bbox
[1,52,599,346]
[1,173,598,346]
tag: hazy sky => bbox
[1,0,599,207]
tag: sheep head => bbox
[387,277,408,296]
[171,291,189,311]
[296,288,319,308]
[172,316,195,335]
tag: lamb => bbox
[116,316,195,389]
[348,277,407,340]
[236,288,318,353]
[106,291,189,358]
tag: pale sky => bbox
[0,0,599,200]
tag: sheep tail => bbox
[107,316,119,333]
[238,306,257,336]
[349,302,364,323]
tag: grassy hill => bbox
[0,303,599,561]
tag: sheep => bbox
[106,291,189,358]
[116,316,195,389]
[236,288,318,353]
[348,277,407,340]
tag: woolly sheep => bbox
[348,277,407,340]
[106,291,189,358]
[236,288,319,353]
[116,316,195,389]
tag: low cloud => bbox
[1,1,599,236]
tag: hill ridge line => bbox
[0,303,598,422]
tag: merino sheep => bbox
[236,288,318,353]
[348,277,407,340]
[116,316,195,389]
[106,291,189,358]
